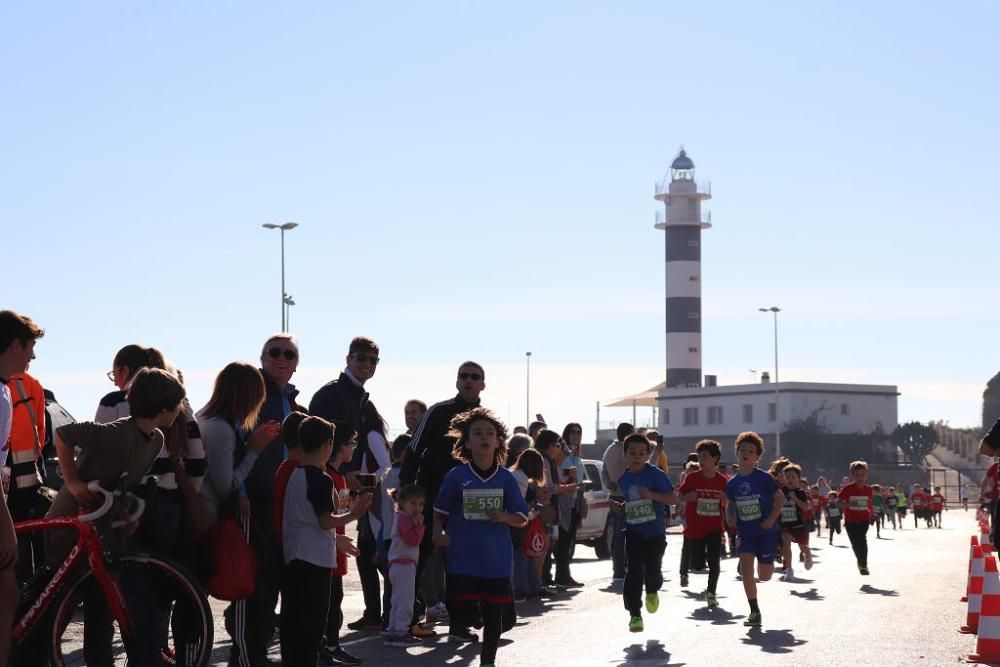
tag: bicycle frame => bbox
[12,515,134,646]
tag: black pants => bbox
[355,519,382,621]
[623,531,666,617]
[447,575,513,665]
[685,532,722,593]
[280,559,332,667]
[228,500,282,667]
[7,485,50,586]
[325,575,344,647]
[845,521,868,567]
[554,516,579,583]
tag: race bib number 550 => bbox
[463,488,504,521]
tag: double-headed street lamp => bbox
[262,222,298,331]
[758,306,782,458]
[525,352,532,429]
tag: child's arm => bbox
[761,488,785,530]
[397,513,425,546]
[638,487,678,505]
[486,509,528,528]
[432,512,449,548]
[319,492,372,530]
[55,430,95,504]
[725,499,736,529]
[791,492,811,512]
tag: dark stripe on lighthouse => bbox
[665,297,701,333]
[665,226,701,262]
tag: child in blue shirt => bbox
[610,433,677,633]
[725,431,784,627]
[433,407,529,667]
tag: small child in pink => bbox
[384,484,427,647]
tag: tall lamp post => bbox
[758,306,781,458]
[525,352,532,429]
[262,222,299,331]
[284,295,295,330]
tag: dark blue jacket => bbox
[308,372,369,472]
[243,371,301,500]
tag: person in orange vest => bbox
[5,371,50,584]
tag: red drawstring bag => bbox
[522,516,549,558]
[206,518,259,601]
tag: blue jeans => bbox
[512,548,541,596]
[611,496,627,578]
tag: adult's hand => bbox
[248,421,281,454]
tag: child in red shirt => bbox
[910,484,928,529]
[677,439,728,607]
[809,485,825,538]
[930,486,945,528]
[838,461,874,575]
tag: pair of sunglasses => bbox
[457,372,483,381]
[352,353,379,366]
[268,347,297,361]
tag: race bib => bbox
[828,507,841,518]
[736,497,762,522]
[781,502,798,523]
[696,497,721,517]
[625,499,656,525]
[463,488,504,521]
[849,495,868,511]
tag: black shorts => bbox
[447,574,516,634]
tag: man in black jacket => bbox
[399,360,485,641]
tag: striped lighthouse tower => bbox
[655,148,712,389]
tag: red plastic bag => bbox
[206,518,259,601]
[521,516,549,558]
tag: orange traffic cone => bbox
[965,535,981,602]
[962,545,986,634]
[969,553,1000,663]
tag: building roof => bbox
[671,149,694,171]
[604,380,899,407]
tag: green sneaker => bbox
[705,591,718,608]
[859,565,870,576]
[645,592,659,614]
[744,611,762,626]
[629,616,644,632]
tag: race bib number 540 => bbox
[625,499,656,525]
[463,488,503,521]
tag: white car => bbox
[574,458,613,559]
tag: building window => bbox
[688,240,699,247]
[708,406,723,425]
[683,407,699,426]
[687,312,700,319]
[688,346,698,353]
[841,403,850,416]
[742,404,753,424]
[768,402,777,422]
[662,409,669,425]
[689,275,699,282]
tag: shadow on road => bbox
[688,606,744,625]
[789,587,824,601]
[619,639,685,665]
[859,584,899,596]
[740,627,807,654]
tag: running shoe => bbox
[447,629,479,643]
[744,611,762,626]
[629,616,644,632]
[680,574,689,587]
[859,565,870,576]
[645,592,659,614]
[804,551,813,570]
[410,623,436,638]
[705,591,718,608]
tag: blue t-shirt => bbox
[617,463,674,539]
[434,462,530,579]
[725,468,780,538]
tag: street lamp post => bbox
[262,222,299,331]
[758,306,781,458]
[525,352,532,429]
[284,295,295,330]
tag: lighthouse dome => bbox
[671,149,694,171]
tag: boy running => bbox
[779,464,813,579]
[838,461,874,575]
[885,487,898,529]
[611,434,677,631]
[677,439,728,607]
[910,484,927,529]
[725,432,784,627]
[872,484,886,538]
[930,486,945,528]
[825,491,842,545]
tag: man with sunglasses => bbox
[228,333,303,667]
[399,361,486,642]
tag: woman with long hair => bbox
[556,423,589,587]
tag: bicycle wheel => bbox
[48,552,214,667]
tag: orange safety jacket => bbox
[6,372,45,489]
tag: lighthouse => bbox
[655,148,712,389]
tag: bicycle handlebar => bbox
[77,481,146,527]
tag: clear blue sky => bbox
[2,2,996,439]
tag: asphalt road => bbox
[198,509,982,666]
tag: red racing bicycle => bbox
[11,479,213,666]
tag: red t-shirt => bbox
[810,494,826,514]
[988,462,999,501]
[930,493,944,511]
[273,458,298,544]
[838,483,873,523]
[677,470,728,539]
[910,490,927,509]
[326,464,349,577]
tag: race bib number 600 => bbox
[463,488,504,521]
[736,497,762,522]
